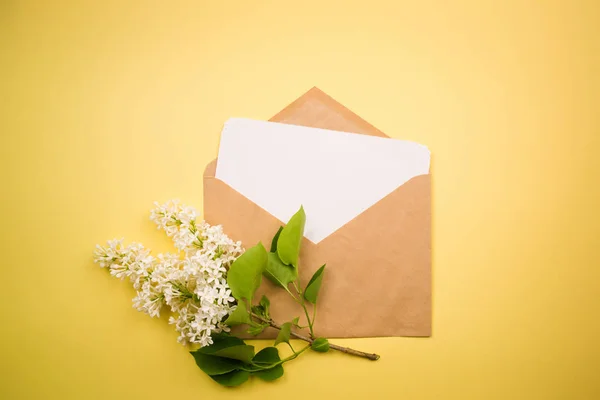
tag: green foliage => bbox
[227,242,268,301]
[191,353,242,375]
[252,347,280,365]
[264,252,298,288]
[198,335,245,353]
[252,347,284,381]
[270,226,283,252]
[191,335,286,386]
[209,370,250,387]
[277,206,306,267]
[311,337,330,353]
[189,206,378,387]
[210,345,255,364]
[225,300,252,326]
[253,365,284,381]
[304,265,326,304]
[264,212,309,290]
[246,323,268,336]
[259,295,270,313]
[196,335,255,364]
[274,322,292,346]
[252,295,270,319]
[247,295,270,336]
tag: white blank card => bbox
[215,118,430,243]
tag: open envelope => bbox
[203,88,431,338]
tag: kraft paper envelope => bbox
[203,87,431,338]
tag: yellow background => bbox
[1,1,599,398]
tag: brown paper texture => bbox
[204,87,431,338]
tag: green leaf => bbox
[224,300,252,326]
[210,370,250,387]
[291,317,300,327]
[274,322,292,346]
[243,364,265,372]
[264,252,298,288]
[270,226,283,252]
[190,352,242,376]
[210,332,233,342]
[304,264,325,304]
[246,323,267,336]
[277,206,306,267]
[311,337,330,353]
[251,305,263,317]
[251,347,284,381]
[210,345,255,364]
[250,295,271,323]
[227,242,268,301]
[199,336,245,354]
[200,337,255,363]
[252,347,280,364]
[259,295,270,316]
[253,365,284,381]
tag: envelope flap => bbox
[271,87,388,137]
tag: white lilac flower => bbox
[93,239,154,282]
[94,200,244,347]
